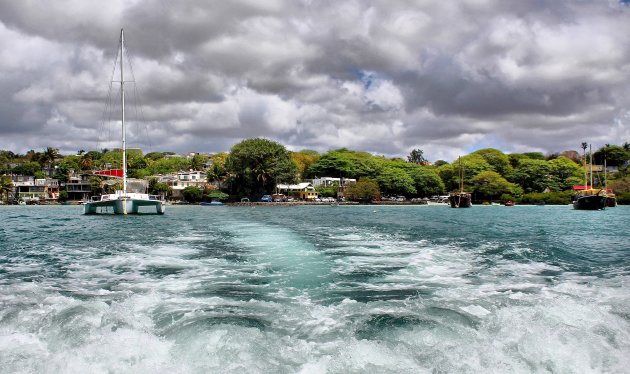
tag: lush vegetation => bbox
[2,142,629,204]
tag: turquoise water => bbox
[1,205,629,373]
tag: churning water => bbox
[1,205,629,373]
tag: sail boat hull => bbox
[573,194,607,210]
[449,193,472,208]
[84,193,165,215]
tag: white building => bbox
[276,182,318,200]
[311,177,356,187]
[156,170,208,199]
[310,177,356,198]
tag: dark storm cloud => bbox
[0,0,629,160]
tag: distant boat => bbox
[573,143,606,211]
[573,188,607,210]
[200,201,224,206]
[84,29,165,215]
[427,196,449,206]
[504,201,515,206]
[449,157,472,208]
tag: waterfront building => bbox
[310,177,356,198]
[152,170,208,199]
[8,175,59,201]
[276,183,318,200]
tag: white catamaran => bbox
[84,29,165,215]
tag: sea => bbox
[0,204,629,373]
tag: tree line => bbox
[1,141,630,204]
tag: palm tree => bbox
[43,147,60,169]
[80,156,94,171]
[0,175,13,202]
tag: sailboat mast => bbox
[460,157,464,193]
[589,144,593,189]
[582,142,587,189]
[604,157,607,189]
[120,29,127,195]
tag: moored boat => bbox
[449,157,472,208]
[449,192,471,208]
[572,189,607,210]
[427,196,449,206]
[200,200,224,206]
[83,29,165,215]
[573,143,606,211]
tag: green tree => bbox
[0,175,13,202]
[438,155,494,191]
[52,161,72,183]
[547,156,582,191]
[145,157,191,175]
[89,176,103,194]
[407,167,445,197]
[226,138,297,197]
[433,160,448,167]
[473,148,512,177]
[508,152,544,168]
[148,178,171,198]
[205,189,229,201]
[58,190,69,202]
[376,167,416,196]
[62,155,81,173]
[148,177,159,194]
[307,150,356,178]
[145,152,165,162]
[292,150,320,178]
[207,153,230,184]
[306,149,386,179]
[610,176,630,193]
[316,185,338,197]
[407,149,426,164]
[345,178,381,201]
[80,155,94,171]
[155,183,171,197]
[42,147,60,169]
[522,152,545,160]
[182,186,203,203]
[12,161,42,176]
[191,154,208,171]
[470,171,522,200]
[593,145,630,167]
[512,158,551,193]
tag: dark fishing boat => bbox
[573,188,607,210]
[573,143,607,210]
[449,157,472,208]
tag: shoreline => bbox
[5,201,624,207]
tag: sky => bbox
[0,0,629,162]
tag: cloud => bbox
[0,0,629,161]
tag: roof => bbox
[277,182,314,190]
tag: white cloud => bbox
[0,0,629,160]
